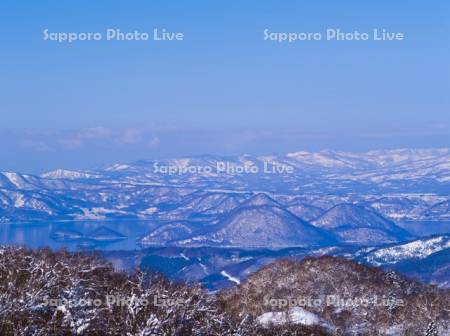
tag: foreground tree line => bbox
[0,247,448,335]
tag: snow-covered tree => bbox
[0,247,331,336]
[424,321,438,336]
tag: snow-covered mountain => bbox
[312,204,411,245]
[152,194,336,248]
[41,169,101,180]
[36,148,450,193]
[0,149,448,248]
[359,234,450,266]
[355,234,450,288]
[422,200,450,220]
[131,234,450,290]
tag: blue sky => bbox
[0,1,449,172]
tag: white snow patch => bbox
[2,172,25,188]
[179,253,189,260]
[220,270,240,285]
[367,236,450,265]
[257,307,324,327]
[14,194,25,208]
[199,263,208,275]
[41,169,98,179]
[106,164,131,171]
[140,207,158,215]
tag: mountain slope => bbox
[312,204,411,245]
[422,200,450,220]
[175,194,336,247]
[354,234,450,288]
[0,149,449,224]
[391,248,450,288]
[287,203,325,221]
[221,256,450,335]
[360,234,450,266]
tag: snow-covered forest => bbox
[0,247,448,335]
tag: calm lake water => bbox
[397,220,450,237]
[0,220,161,251]
[0,220,448,252]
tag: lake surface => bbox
[0,220,161,251]
[397,220,450,237]
[0,220,449,252]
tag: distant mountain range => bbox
[0,148,449,220]
[0,148,449,249]
[1,148,449,291]
[167,194,336,248]
[311,203,412,245]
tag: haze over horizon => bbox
[1,1,449,172]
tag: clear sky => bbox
[0,1,449,172]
